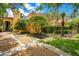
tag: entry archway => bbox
[5,21,11,31]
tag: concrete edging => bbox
[39,42,71,56]
[33,38,71,56]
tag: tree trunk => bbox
[0,8,4,32]
[61,17,64,36]
[54,6,59,34]
[77,22,79,33]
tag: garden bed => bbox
[28,33,49,39]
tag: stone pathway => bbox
[0,32,70,56]
[0,32,28,56]
[3,35,28,56]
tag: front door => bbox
[5,21,10,31]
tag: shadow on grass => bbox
[41,38,79,56]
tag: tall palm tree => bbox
[37,3,62,21]
[0,3,10,20]
[0,3,10,31]
[69,3,79,18]
[72,4,79,33]
[60,12,66,36]
[9,3,25,18]
[9,3,25,11]
[37,3,62,34]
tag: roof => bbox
[0,16,13,19]
[27,13,43,18]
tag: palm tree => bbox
[0,3,10,20]
[71,4,79,33]
[37,3,62,34]
[69,3,79,18]
[0,3,10,31]
[9,3,25,12]
[60,12,66,36]
[37,3,62,21]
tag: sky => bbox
[6,3,75,17]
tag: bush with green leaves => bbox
[29,15,49,33]
[15,19,27,30]
[41,26,69,34]
[69,18,79,28]
[41,26,53,33]
[0,26,2,32]
[69,18,79,33]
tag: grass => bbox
[40,37,79,56]
[72,34,79,39]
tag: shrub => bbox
[0,27,2,32]
[28,15,49,33]
[41,26,69,34]
[41,27,53,33]
[69,18,79,29]
[0,26,3,32]
[15,20,26,31]
[55,30,69,34]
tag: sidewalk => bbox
[0,32,70,56]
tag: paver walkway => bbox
[12,34,59,56]
[0,32,69,56]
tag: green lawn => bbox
[72,34,79,39]
[40,37,79,56]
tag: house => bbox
[0,9,21,32]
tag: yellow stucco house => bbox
[0,10,69,33]
[0,9,21,32]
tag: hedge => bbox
[41,26,70,34]
[55,30,69,34]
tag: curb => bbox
[33,38,71,56]
[42,43,71,56]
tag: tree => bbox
[28,14,48,33]
[37,3,62,19]
[37,3,62,33]
[60,12,66,36]
[15,19,26,33]
[69,4,79,33]
[9,3,24,9]
[9,3,25,17]
[0,3,10,21]
[37,3,62,22]
[69,3,79,18]
[0,3,10,31]
[69,18,79,33]
[0,3,25,32]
